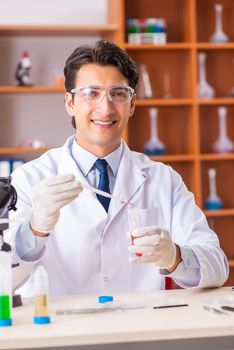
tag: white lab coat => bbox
[5,136,228,296]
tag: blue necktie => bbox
[95,159,111,212]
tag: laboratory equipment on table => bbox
[163,73,172,99]
[209,4,229,43]
[212,107,234,153]
[143,108,166,156]
[204,168,223,210]
[33,265,51,324]
[0,252,12,326]
[197,53,215,99]
[0,177,22,308]
[137,64,153,99]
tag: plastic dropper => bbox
[82,183,134,206]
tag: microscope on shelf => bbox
[0,177,22,307]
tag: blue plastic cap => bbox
[33,316,51,324]
[0,318,12,327]
[98,295,113,303]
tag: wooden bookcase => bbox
[1,0,234,284]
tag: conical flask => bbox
[197,53,215,99]
[209,4,229,43]
[204,168,223,210]
[143,108,166,155]
[212,107,234,153]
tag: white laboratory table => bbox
[1,287,234,350]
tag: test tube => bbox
[128,206,142,257]
[33,265,51,324]
[0,252,12,327]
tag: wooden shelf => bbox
[229,260,234,268]
[200,154,234,161]
[197,43,234,50]
[0,86,64,93]
[0,148,50,154]
[136,99,193,106]
[204,209,234,217]
[124,43,192,50]
[150,154,194,162]
[0,24,119,36]
[197,98,234,105]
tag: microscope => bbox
[0,177,22,307]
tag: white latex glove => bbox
[31,174,82,234]
[128,226,177,269]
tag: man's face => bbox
[65,63,136,157]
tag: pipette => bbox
[81,183,133,206]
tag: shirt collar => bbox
[71,139,123,177]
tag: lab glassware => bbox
[204,168,223,210]
[143,108,166,156]
[209,4,229,43]
[137,64,153,99]
[212,107,234,153]
[128,206,142,257]
[33,265,51,324]
[197,53,215,99]
[0,252,12,326]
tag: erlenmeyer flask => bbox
[197,53,215,99]
[204,168,223,210]
[212,107,234,153]
[143,108,166,155]
[209,4,229,43]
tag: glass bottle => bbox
[205,168,223,210]
[212,107,234,153]
[143,108,166,155]
[197,53,215,99]
[209,4,229,43]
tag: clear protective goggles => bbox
[70,85,135,104]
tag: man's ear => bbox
[65,92,74,116]
[129,94,136,117]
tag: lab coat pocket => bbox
[136,206,166,229]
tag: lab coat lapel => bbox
[108,143,147,222]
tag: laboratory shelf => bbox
[0,24,119,36]
[200,154,234,161]
[204,209,234,217]
[124,43,193,50]
[197,98,234,105]
[229,260,234,268]
[150,155,195,162]
[0,148,49,154]
[0,86,64,93]
[197,43,234,50]
[136,99,193,107]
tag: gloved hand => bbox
[128,226,177,270]
[31,174,82,234]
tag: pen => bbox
[82,183,133,206]
[153,304,188,309]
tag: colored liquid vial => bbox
[33,265,51,324]
[205,168,223,210]
[0,252,12,326]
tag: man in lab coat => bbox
[6,40,228,296]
